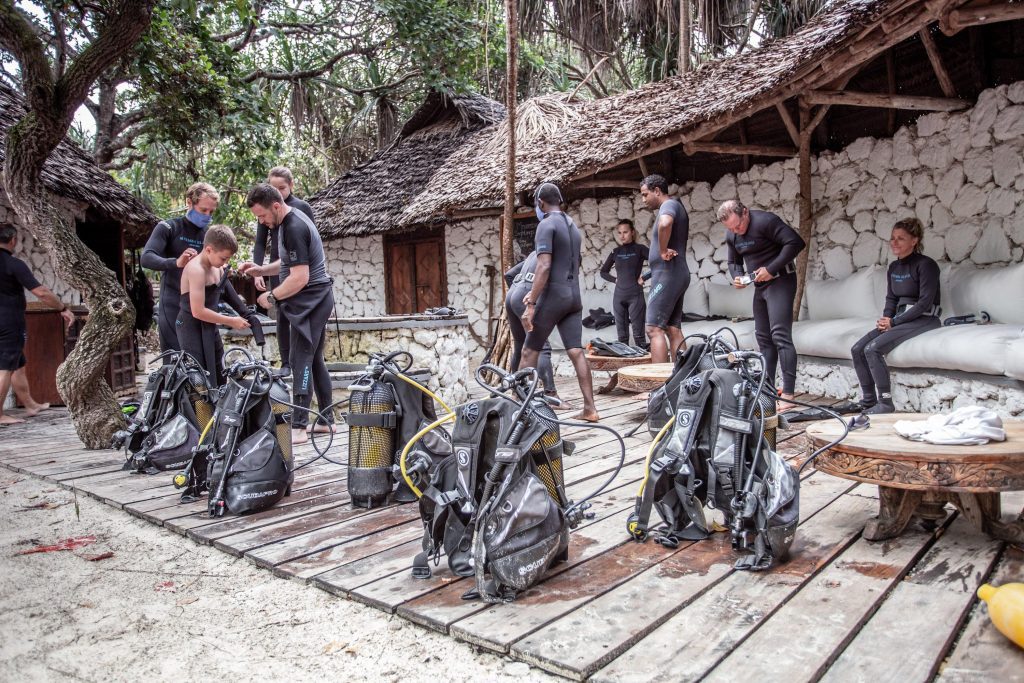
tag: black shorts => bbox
[524,285,583,351]
[645,267,689,329]
[0,326,27,372]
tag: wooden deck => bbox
[2,388,1023,681]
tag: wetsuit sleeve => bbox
[504,261,523,288]
[882,264,898,319]
[892,257,940,326]
[253,221,269,265]
[222,277,249,317]
[140,221,177,271]
[600,250,616,284]
[293,198,315,221]
[764,216,806,276]
[726,235,744,278]
[281,218,311,266]
[534,219,555,255]
[10,256,41,291]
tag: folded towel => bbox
[894,406,1006,446]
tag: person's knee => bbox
[864,340,885,359]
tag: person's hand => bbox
[227,316,251,331]
[238,261,260,276]
[253,275,266,291]
[753,267,772,283]
[522,305,535,332]
[257,292,271,309]
[637,276,645,286]
[175,248,198,268]
[876,316,892,331]
[732,276,747,289]
[660,248,678,262]
[59,308,75,330]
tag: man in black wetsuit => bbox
[600,219,648,348]
[520,182,599,422]
[719,200,806,407]
[252,167,316,373]
[240,184,334,444]
[641,174,689,363]
[142,182,220,353]
[0,224,74,425]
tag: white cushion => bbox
[792,318,878,359]
[707,282,755,319]
[682,319,758,350]
[683,276,709,318]
[1004,334,1024,380]
[887,323,1023,375]
[804,267,882,320]
[938,262,955,319]
[945,264,1024,324]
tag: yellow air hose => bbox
[399,410,458,498]
[394,372,453,416]
[637,416,676,497]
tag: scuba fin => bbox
[589,337,646,358]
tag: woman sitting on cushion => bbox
[848,217,940,414]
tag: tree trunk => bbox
[678,0,691,74]
[793,101,814,319]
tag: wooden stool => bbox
[806,413,1024,543]
[584,353,652,394]
[615,362,675,393]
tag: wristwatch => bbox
[266,291,277,306]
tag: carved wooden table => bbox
[585,353,653,394]
[615,362,675,394]
[807,413,1024,544]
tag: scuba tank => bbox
[174,348,294,515]
[345,351,451,508]
[113,350,214,474]
[628,351,798,571]
[401,364,620,604]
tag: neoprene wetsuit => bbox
[505,254,555,391]
[175,269,248,387]
[141,216,206,353]
[0,246,40,372]
[726,210,806,394]
[600,242,648,346]
[646,199,689,329]
[276,208,334,429]
[525,212,583,352]
[253,194,314,369]
[851,251,941,406]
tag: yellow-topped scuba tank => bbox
[978,583,1024,649]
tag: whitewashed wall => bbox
[3,194,87,304]
[325,233,386,317]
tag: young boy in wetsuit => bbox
[177,225,250,385]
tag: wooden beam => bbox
[450,207,502,220]
[942,3,1024,36]
[918,27,956,97]
[775,102,800,146]
[886,50,897,135]
[572,178,643,190]
[794,101,814,320]
[638,156,650,178]
[683,141,798,157]
[803,89,970,111]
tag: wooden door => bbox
[384,229,447,314]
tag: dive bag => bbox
[113,351,215,473]
[404,366,578,603]
[647,333,736,436]
[346,352,451,508]
[629,359,799,571]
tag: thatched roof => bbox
[397,0,969,225]
[0,84,158,238]
[309,91,505,238]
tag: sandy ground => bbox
[0,472,558,682]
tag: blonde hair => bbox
[203,224,237,253]
[267,166,294,184]
[892,217,925,253]
[186,182,220,206]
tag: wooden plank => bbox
[819,516,1003,683]
[919,27,956,98]
[775,102,800,147]
[273,523,426,582]
[683,141,797,158]
[942,3,1024,35]
[312,538,423,595]
[512,474,856,680]
[803,89,969,112]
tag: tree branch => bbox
[242,47,374,82]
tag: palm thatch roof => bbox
[309,91,506,238]
[0,84,158,238]
[400,0,961,224]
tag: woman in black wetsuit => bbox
[176,225,251,386]
[600,219,648,348]
[848,218,941,414]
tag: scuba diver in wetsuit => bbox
[600,218,648,348]
[505,251,562,406]
[240,183,335,445]
[142,182,220,354]
[641,174,689,364]
[848,218,941,414]
[176,225,251,386]
[251,167,315,374]
[520,182,599,422]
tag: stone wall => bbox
[325,234,385,317]
[2,192,88,304]
[445,217,501,349]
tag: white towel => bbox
[894,407,1006,446]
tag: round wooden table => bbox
[615,362,675,393]
[806,413,1024,543]
[584,353,652,394]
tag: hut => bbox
[314,0,1024,414]
[0,84,159,402]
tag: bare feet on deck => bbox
[292,428,310,445]
[307,422,338,434]
[24,402,50,417]
[777,394,798,412]
[570,410,600,423]
[0,414,25,425]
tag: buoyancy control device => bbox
[174,348,294,516]
[113,350,215,474]
[628,350,800,571]
[401,364,607,603]
[345,351,452,508]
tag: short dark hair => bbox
[616,218,634,229]
[641,174,668,194]
[535,182,563,207]
[0,223,15,244]
[246,183,284,209]
[204,224,238,253]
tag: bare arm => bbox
[273,264,309,299]
[30,284,75,329]
[184,265,247,329]
[525,254,552,304]
[657,214,676,261]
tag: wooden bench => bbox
[807,413,1024,543]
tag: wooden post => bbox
[678,0,691,74]
[501,0,518,278]
[794,101,814,319]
